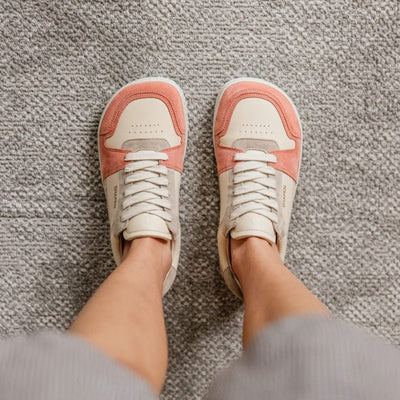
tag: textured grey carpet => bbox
[0,1,399,398]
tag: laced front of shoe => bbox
[229,150,278,243]
[121,150,172,241]
[214,78,302,297]
[98,78,187,294]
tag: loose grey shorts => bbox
[0,316,399,399]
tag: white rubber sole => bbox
[213,77,303,298]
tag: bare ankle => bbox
[231,237,282,280]
[121,237,172,279]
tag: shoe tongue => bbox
[123,214,172,241]
[230,212,276,243]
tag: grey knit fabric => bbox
[1,317,400,400]
[0,1,399,400]
[206,316,400,400]
[0,332,157,400]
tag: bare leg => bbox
[69,237,170,394]
[231,237,330,346]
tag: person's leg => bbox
[209,78,400,400]
[69,78,188,394]
[231,237,329,346]
[213,78,328,346]
[0,79,187,400]
[210,78,400,400]
[70,237,170,394]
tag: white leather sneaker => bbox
[98,78,188,295]
[213,78,302,298]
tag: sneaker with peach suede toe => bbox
[213,78,302,298]
[98,78,188,295]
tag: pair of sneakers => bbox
[98,78,302,297]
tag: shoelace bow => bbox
[231,150,278,224]
[120,151,172,224]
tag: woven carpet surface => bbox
[0,1,399,398]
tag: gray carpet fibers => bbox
[0,1,399,399]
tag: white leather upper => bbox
[220,98,295,150]
[106,98,181,148]
[104,170,120,228]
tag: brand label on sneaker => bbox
[113,186,118,209]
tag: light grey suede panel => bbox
[0,1,399,400]
[232,139,279,152]
[122,138,170,152]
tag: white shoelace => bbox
[231,150,278,224]
[120,151,172,224]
